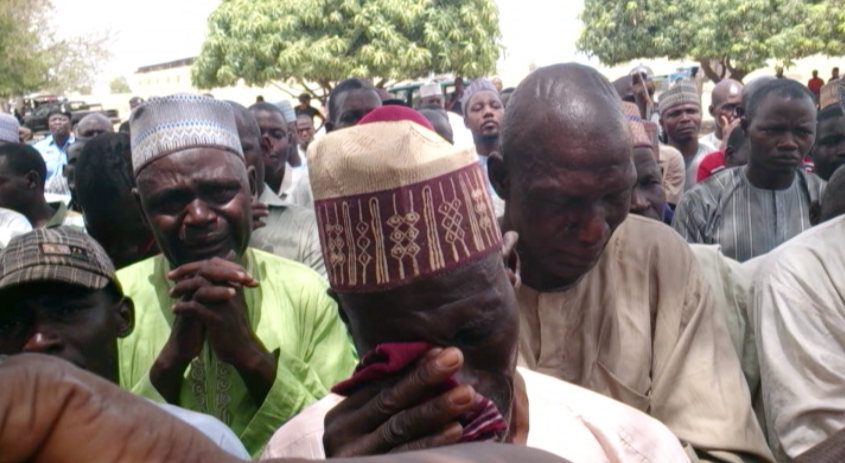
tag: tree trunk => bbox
[698,58,750,83]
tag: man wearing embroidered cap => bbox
[116,94,356,456]
[418,82,473,148]
[0,113,21,145]
[261,105,690,462]
[659,80,716,190]
[622,102,667,222]
[811,80,845,181]
[0,227,250,458]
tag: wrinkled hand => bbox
[168,257,262,367]
[324,347,479,457]
[252,198,269,230]
[0,354,238,463]
[719,115,741,151]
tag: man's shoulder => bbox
[758,215,845,282]
[261,394,343,459]
[117,255,164,290]
[519,367,689,461]
[609,215,698,271]
[248,248,326,287]
[153,402,250,458]
[33,136,54,150]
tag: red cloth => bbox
[696,150,726,182]
[332,342,508,443]
[809,77,825,95]
[357,106,435,132]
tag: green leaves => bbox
[577,0,841,82]
[192,0,502,89]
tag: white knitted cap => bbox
[0,113,20,143]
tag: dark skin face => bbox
[743,95,816,183]
[0,281,133,383]
[629,146,666,222]
[492,118,635,290]
[233,110,268,189]
[296,116,315,148]
[464,91,504,146]
[0,157,39,214]
[709,81,743,139]
[48,114,72,139]
[84,187,159,270]
[338,254,519,430]
[332,89,382,131]
[75,115,113,139]
[64,141,85,192]
[135,149,255,267]
[420,95,445,108]
[812,114,845,181]
[251,109,289,193]
[661,103,702,145]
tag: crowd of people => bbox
[0,59,844,463]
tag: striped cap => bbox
[621,102,653,149]
[461,78,499,110]
[658,80,700,115]
[0,228,117,292]
[308,117,502,293]
[0,113,19,143]
[129,95,243,175]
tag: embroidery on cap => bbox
[40,244,90,260]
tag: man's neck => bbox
[745,164,797,191]
[25,198,56,229]
[476,140,499,157]
[669,138,700,162]
[53,134,69,147]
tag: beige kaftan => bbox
[517,215,773,463]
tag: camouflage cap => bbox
[0,228,117,292]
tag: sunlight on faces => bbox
[135,148,254,267]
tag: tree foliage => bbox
[0,0,111,97]
[192,0,502,95]
[109,76,132,94]
[577,0,838,82]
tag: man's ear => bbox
[260,133,272,158]
[741,115,749,133]
[246,165,258,199]
[115,296,135,339]
[709,104,716,118]
[488,151,509,201]
[25,171,40,190]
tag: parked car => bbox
[24,101,120,132]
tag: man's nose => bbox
[573,207,608,247]
[630,189,649,212]
[22,330,63,355]
[184,200,216,227]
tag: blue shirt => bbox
[33,134,75,182]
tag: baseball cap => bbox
[0,228,117,292]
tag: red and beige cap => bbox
[621,102,653,149]
[129,94,243,175]
[0,228,117,292]
[307,106,502,293]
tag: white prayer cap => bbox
[420,82,442,99]
[275,100,296,124]
[129,94,243,176]
[0,113,20,144]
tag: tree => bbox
[110,76,132,94]
[0,0,112,97]
[577,0,833,83]
[192,0,502,99]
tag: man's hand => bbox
[324,347,479,457]
[150,314,206,403]
[252,199,269,230]
[168,257,275,405]
[0,354,238,463]
[17,126,32,143]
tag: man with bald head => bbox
[488,63,772,462]
[701,79,744,149]
[76,113,115,139]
